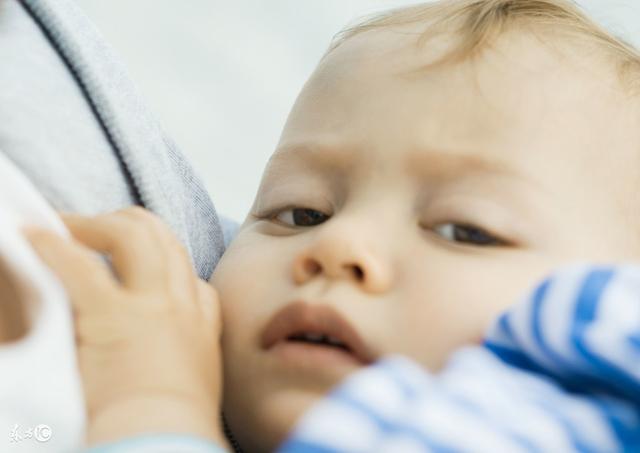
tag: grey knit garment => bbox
[0,0,224,279]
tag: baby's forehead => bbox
[297,29,633,138]
[306,30,640,153]
[320,26,618,92]
[273,19,640,200]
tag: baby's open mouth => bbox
[261,302,374,366]
[286,332,351,352]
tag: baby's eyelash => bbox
[254,206,330,228]
[255,207,510,247]
[432,223,508,247]
[275,208,329,227]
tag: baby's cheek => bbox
[398,291,497,371]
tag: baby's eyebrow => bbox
[269,142,355,172]
[405,149,531,184]
[270,142,542,190]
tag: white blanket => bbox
[0,153,85,452]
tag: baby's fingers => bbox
[61,209,186,294]
[25,228,119,309]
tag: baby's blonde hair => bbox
[330,0,640,92]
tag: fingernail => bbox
[21,226,51,242]
[22,226,43,235]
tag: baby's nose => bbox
[292,232,391,294]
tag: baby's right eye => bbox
[273,208,329,227]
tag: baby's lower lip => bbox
[268,340,364,369]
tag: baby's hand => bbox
[26,207,226,447]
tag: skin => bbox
[25,210,228,449]
[212,28,640,451]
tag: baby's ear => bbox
[0,257,29,343]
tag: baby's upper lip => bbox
[260,301,375,365]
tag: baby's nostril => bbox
[304,259,322,276]
[348,264,364,281]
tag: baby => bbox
[23,0,640,451]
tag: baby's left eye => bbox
[274,208,329,227]
[433,223,505,246]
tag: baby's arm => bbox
[26,208,228,450]
[280,265,640,452]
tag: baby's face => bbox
[212,28,640,451]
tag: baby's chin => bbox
[225,387,324,453]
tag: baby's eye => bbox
[274,208,329,227]
[433,223,505,246]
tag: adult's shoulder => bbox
[0,0,224,278]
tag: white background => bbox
[78,1,640,221]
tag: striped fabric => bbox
[90,264,640,452]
